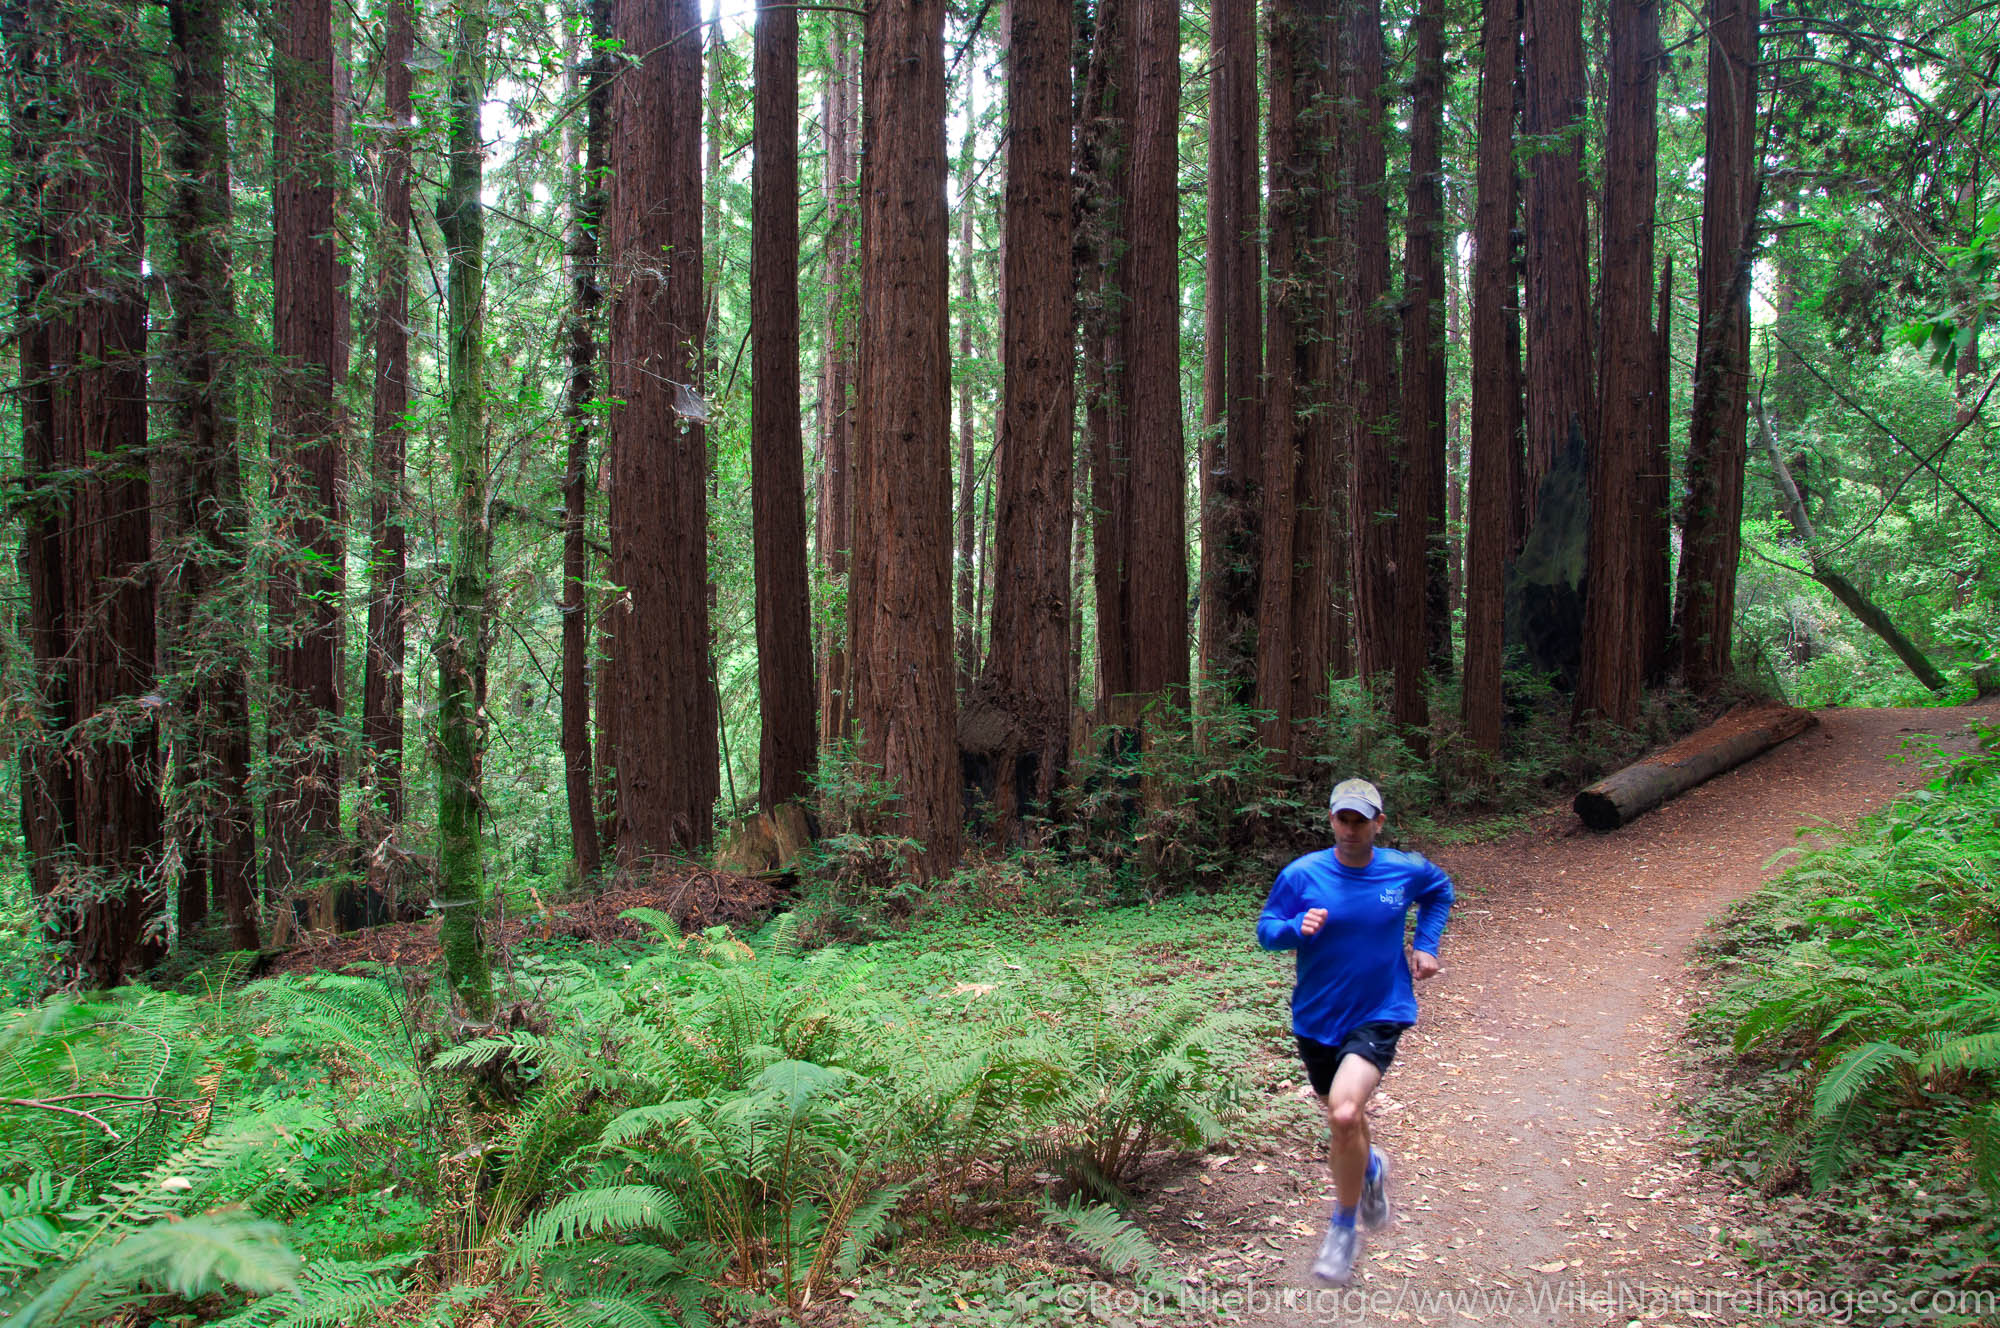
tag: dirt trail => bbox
[1145,703,1993,1327]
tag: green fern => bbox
[503,1186,686,1272]
[4,1212,298,1328]
[1037,1194,1177,1297]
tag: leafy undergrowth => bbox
[1687,726,2000,1325]
[0,895,1291,1328]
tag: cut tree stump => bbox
[1573,700,1818,831]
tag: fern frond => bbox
[504,1186,685,1272]
[1037,1195,1176,1297]
[6,1213,297,1328]
[1917,1031,2000,1078]
[1807,1041,1912,1191]
[832,1179,912,1277]
[617,907,683,944]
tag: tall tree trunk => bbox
[9,0,70,929]
[562,0,610,879]
[1640,254,1673,680]
[167,0,257,949]
[605,0,717,854]
[1573,0,1659,729]
[436,0,492,1017]
[751,0,817,810]
[1522,0,1596,526]
[1446,214,1466,624]
[1199,0,1261,704]
[1675,0,1758,693]
[1462,0,1523,754]
[1257,0,1305,764]
[1087,0,1188,728]
[1078,0,1121,729]
[47,0,163,986]
[1342,0,1396,686]
[851,0,960,875]
[269,0,344,931]
[362,0,414,840]
[1394,0,1446,748]
[815,16,860,751]
[1294,0,1349,715]
[979,0,1074,836]
[954,81,980,695]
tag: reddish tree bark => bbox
[1522,0,1595,525]
[751,0,817,810]
[1462,0,1523,754]
[605,0,717,853]
[561,0,610,878]
[166,0,257,948]
[816,17,860,751]
[954,84,980,696]
[1394,0,1446,748]
[362,0,414,837]
[1095,0,1188,721]
[45,3,163,985]
[1574,0,1660,729]
[1342,0,1397,686]
[1293,0,1350,715]
[1675,0,1758,693]
[1198,0,1261,704]
[978,0,1074,833]
[851,0,960,874]
[1256,0,1306,762]
[268,0,344,928]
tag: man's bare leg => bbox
[1321,1053,1382,1208]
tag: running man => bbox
[1256,777,1454,1285]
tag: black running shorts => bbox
[1296,1021,1411,1096]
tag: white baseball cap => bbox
[1328,777,1384,818]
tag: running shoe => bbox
[1311,1220,1360,1285]
[1359,1147,1393,1230]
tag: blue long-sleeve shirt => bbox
[1256,845,1454,1042]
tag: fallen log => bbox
[1573,700,1819,831]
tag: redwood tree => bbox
[561,0,610,877]
[435,0,494,1016]
[605,0,717,854]
[166,0,257,948]
[268,0,344,924]
[750,0,816,810]
[1462,0,1523,753]
[1093,0,1189,723]
[1256,0,1310,762]
[47,0,164,985]
[1521,0,1595,523]
[850,0,960,874]
[815,17,860,750]
[1676,0,1758,693]
[979,0,1074,832]
[1199,0,1261,702]
[362,0,415,834]
[1394,0,1446,747]
[1342,0,1397,685]
[1574,0,1661,728]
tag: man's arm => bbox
[1409,856,1454,959]
[1256,870,1308,951]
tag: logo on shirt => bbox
[1379,884,1405,907]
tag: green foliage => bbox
[1689,726,2000,1310]
[1037,1194,1176,1297]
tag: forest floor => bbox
[1120,700,1998,1327]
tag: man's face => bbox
[1331,808,1385,858]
